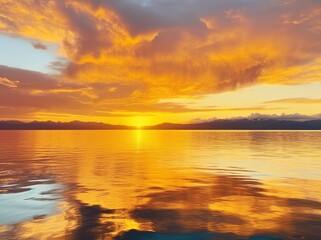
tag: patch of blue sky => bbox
[0,34,64,74]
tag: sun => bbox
[131,116,148,129]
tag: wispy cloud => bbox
[264,98,321,104]
[32,41,47,50]
[0,76,19,88]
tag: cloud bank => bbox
[0,0,321,121]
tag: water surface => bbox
[0,130,320,240]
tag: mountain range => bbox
[1,119,321,130]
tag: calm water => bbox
[0,130,320,240]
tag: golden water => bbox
[0,130,320,239]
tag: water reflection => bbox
[0,180,61,225]
[128,173,321,239]
[0,130,320,239]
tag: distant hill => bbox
[0,120,133,130]
[145,119,321,130]
[1,119,321,130]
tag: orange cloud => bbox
[0,0,321,121]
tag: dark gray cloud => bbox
[32,41,47,50]
[88,0,255,35]
[57,2,103,58]
[48,59,69,72]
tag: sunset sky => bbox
[1,0,321,126]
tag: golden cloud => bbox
[0,0,321,119]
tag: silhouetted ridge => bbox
[0,121,133,130]
[146,119,321,130]
[1,119,321,130]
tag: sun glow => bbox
[131,116,148,128]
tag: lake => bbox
[0,130,320,240]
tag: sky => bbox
[0,0,321,126]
